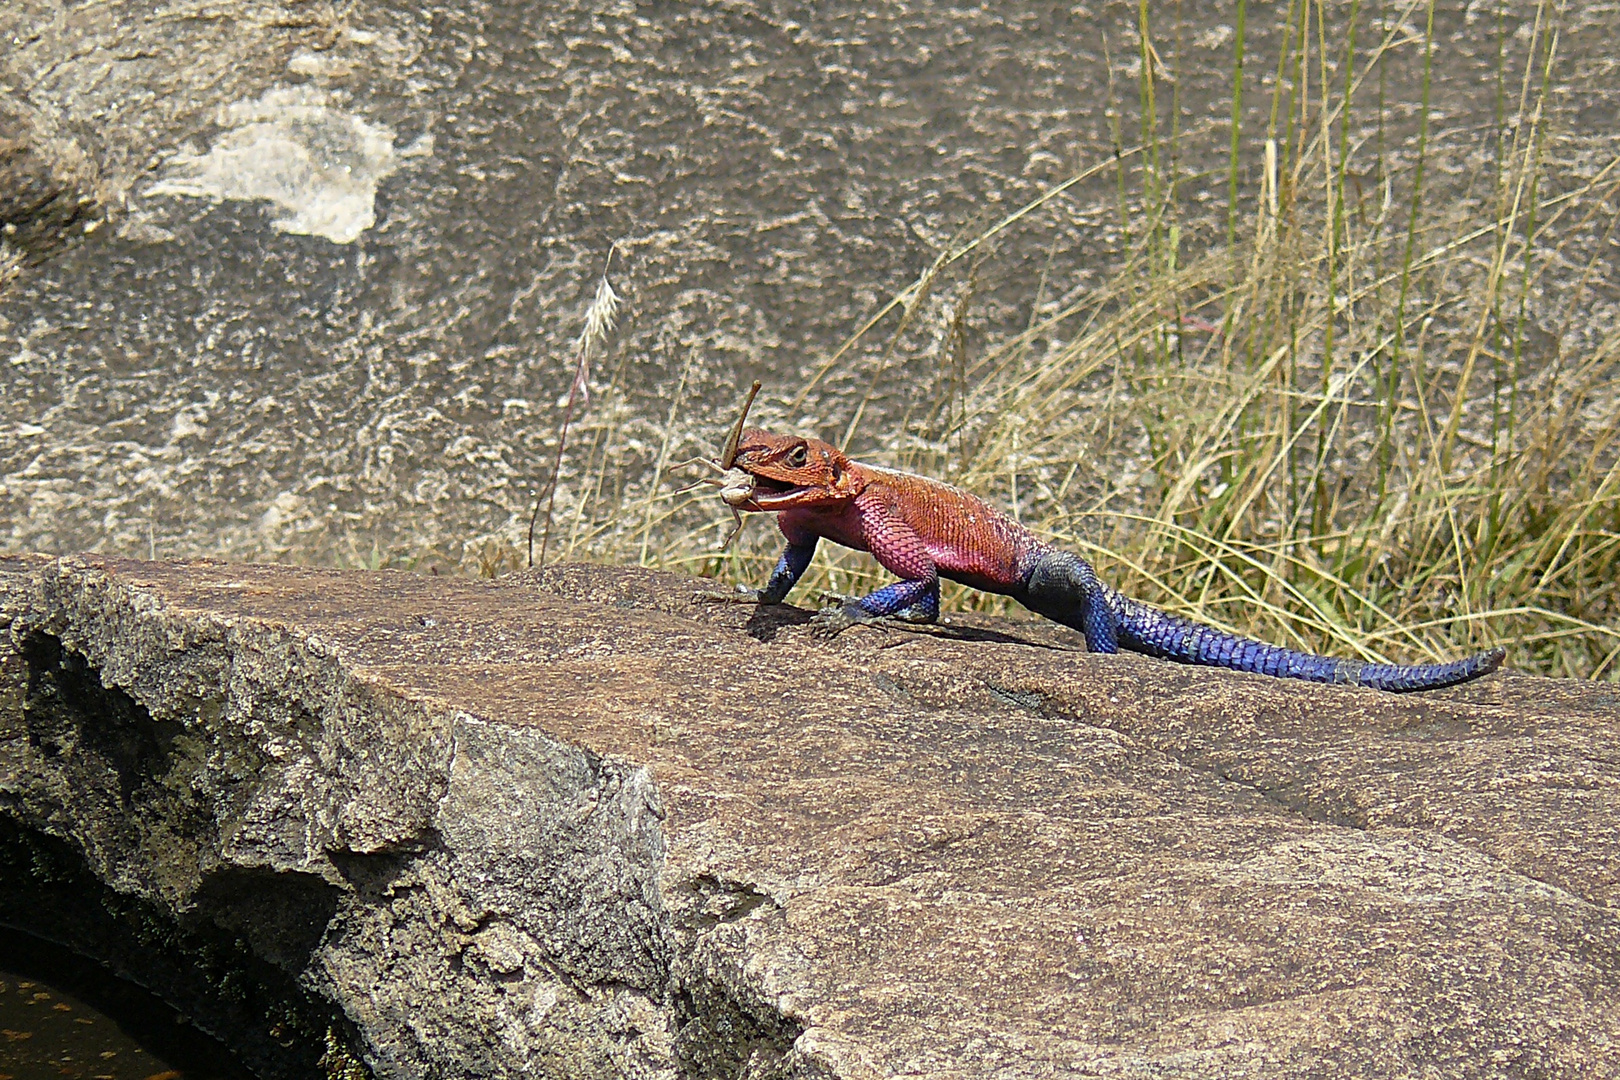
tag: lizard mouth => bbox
[746,474,809,508]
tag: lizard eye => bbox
[786,444,809,468]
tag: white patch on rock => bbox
[145,86,428,244]
[286,50,352,79]
[258,491,306,533]
[170,404,209,441]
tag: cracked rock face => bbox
[1,555,1618,1079]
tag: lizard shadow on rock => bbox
[739,602,815,642]
[872,620,1083,652]
[736,603,1071,651]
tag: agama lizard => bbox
[708,428,1505,692]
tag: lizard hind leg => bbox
[1017,550,1121,653]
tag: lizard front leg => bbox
[696,536,818,605]
[751,539,818,603]
[812,493,941,637]
[813,577,941,636]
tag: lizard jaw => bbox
[742,474,814,510]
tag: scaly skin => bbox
[719,428,1505,693]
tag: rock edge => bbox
[2,554,1617,1079]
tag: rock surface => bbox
[6,2,1620,567]
[1,554,1616,1078]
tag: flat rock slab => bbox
[1,555,1617,1078]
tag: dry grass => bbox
[516,0,1620,680]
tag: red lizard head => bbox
[729,428,863,509]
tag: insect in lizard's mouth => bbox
[743,474,810,507]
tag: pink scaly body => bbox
[775,464,1043,594]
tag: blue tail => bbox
[1111,595,1504,692]
[1016,550,1505,692]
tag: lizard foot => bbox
[693,585,770,605]
[810,599,885,638]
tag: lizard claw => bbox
[810,600,883,638]
[693,585,769,605]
